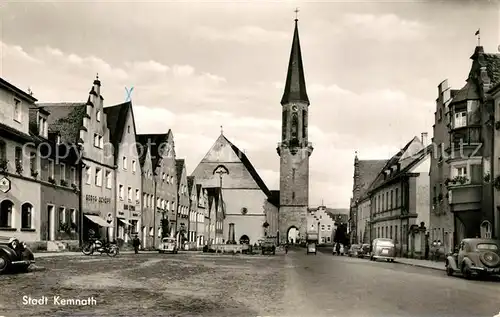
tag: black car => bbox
[261,241,276,255]
[0,236,35,273]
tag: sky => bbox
[1,0,499,208]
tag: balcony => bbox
[448,182,482,212]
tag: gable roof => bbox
[356,159,387,199]
[103,101,138,161]
[0,77,38,103]
[37,102,87,144]
[194,134,272,197]
[136,132,169,168]
[176,159,185,185]
[368,141,431,193]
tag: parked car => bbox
[347,244,361,257]
[370,238,395,262]
[307,242,317,255]
[158,237,178,254]
[359,244,371,258]
[261,241,276,255]
[0,236,35,273]
[445,238,500,279]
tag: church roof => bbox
[281,19,309,106]
[136,132,170,168]
[191,134,272,198]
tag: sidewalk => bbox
[394,257,445,271]
[34,250,160,258]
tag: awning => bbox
[119,218,133,226]
[85,215,112,227]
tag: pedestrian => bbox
[132,234,141,254]
[431,240,437,261]
[285,243,288,254]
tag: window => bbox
[85,166,91,184]
[327,236,331,242]
[94,134,102,148]
[0,200,14,228]
[162,173,166,182]
[38,117,47,137]
[135,189,140,203]
[132,160,137,173]
[14,98,21,122]
[96,110,101,122]
[123,157,127,170]
[454,111,467,128]
[321,224,325,231]
[15,147,22,174]
[128,187,132,201]
[0,141,6,161]
[438,108,443,121]
[127,125,130,133]
[119,184,124,200]
[395,225,398,242]
[48,159,55,179]
[30,152,37,174]
[95,167,102,186]
[56,135,61,144]
[21,203,33,229]
[69,208,76,225]
[60,163,66,181]
[105,170,112,188]
[143,194,147,207]
[390,190,393,209]
[59,207,66,225]
[395,188,399,207]
[327,225,331,231]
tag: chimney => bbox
[421,132,428,146]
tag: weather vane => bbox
[220,125,223,135]
[294,7,299,20]
[125,86,134,102]
[475,28,480,46]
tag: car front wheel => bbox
[446,262,454,276]
[462,263,473,279]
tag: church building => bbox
[191,133,279,245]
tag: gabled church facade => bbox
[191,134,279,245]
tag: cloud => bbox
[319,13,427,42]
[0,40,431,208]
[192,25,289,44]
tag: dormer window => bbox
[454,111,467,128]
[93,134,103,148]
[96,110,101,122]
[56,135,61,144]
[38,115,48,138]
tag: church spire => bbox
[281,16,309,106]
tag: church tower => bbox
[277,17,313,244]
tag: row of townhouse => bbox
[350,135,432,258]
[307,206,349,245]
[349,44,500,258]
[0,75,225,251]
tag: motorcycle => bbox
[81,239,119,257]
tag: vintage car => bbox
[0,236,35,273]
[261,241,276,255]
[359,244,371,258]
[347,244,360,257]
[158,237,178,254]
[307,242,317,255]
[370,238,395,262]
[445,238,500,279]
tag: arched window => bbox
[21,203,33,229]
[291,113,298,139]
[0,200,14,228]
[480,221,492,239]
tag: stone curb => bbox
[394,260,445,271]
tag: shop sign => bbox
[85,195,111,204]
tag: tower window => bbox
[292,168,295,181]
[292,192,295,200]
[282,110,288,140]
[302,109,307,139]
[291,113,298,139]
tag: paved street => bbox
[0,249,499,317]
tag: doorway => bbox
[47,205,55,241]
